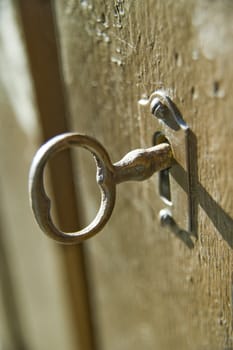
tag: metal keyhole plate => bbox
[140,90,192,233]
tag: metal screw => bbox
[159,208,173,227]
[150,97,172,123]
[150,96,180,131]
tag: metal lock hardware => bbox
[29,90,192,244]
[29,132,173,244]
[139,90,192,237]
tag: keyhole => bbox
[153,131,172,206]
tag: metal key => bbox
[29,132,173,244]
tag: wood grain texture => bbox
[56,1,233,349]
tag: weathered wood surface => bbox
[56,1,233,349]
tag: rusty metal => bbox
[29,132,173,244]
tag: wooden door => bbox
[54,1,233,349]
